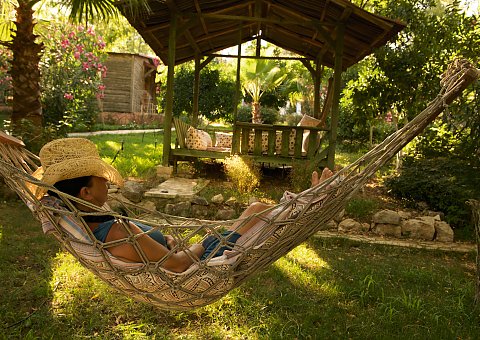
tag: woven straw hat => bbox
[32,138,124,198]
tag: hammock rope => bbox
[0,59,478,311]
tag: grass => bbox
[1,201,479,338]
[86,131,167,179]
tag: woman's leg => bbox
[228,202,273,235]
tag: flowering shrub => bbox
[40,23,107,134]
[0,46,12,104]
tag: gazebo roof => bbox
[118,0,405,69]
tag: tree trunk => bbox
[8,1,43,147]
[252,102,261,123]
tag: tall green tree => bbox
[241,58,287,123]
[1,0,147,148]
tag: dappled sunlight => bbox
[0,226,3,242]
[274,244,339,297]
[105,140,122,151]
[49,251,102,314]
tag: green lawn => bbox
[1,201,479,339]
[87,132,167,179]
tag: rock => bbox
[225,197,238,206]
[333,209,345,223]
[373,210,401,225]
[191,195,209,206]
[361,223,371,232]
[397,210,412,220]
[121,180,145,203]
[324,220,338,230]
[175,201,191,217]
[137,200,157,212]
[164,203,176,215]
[215,208,236,220]
[338,218,364,233]
[374,224,402,238]
[401,218,435,241]
[191,204,209,219]
[156,165,173,180]
[211,194,224,204]
[107,193,133,214]
[435,220,454,242]
[425,210,445,220]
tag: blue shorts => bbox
[200,231,242,260]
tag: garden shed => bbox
[118,0,405,169]
[100,52,160,125]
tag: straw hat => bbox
[33,138,124,198]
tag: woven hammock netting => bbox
[0,59,478,311]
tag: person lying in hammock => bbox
[34,138,334,273]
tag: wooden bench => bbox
[170,118,330,171]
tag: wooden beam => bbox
[192,56,200,127]
[234,25,243,122]
[327,23,344,170]
[313,59,324,119]
[208,53,313,61]
[162,14,177,167]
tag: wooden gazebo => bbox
[118,0,405,169]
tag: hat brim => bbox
[31,157,124,199]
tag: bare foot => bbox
[311,168,334,187]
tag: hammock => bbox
[0,59,478,311]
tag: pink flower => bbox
[98,84,106,91]
[74,51,81,60]
[96,93,105,99]
[61,39,70,49]
[76,44,84,52]
[97,41,106,49]
[82,62,90,71]
[64,93,74,100]
[87,26,95,35]
[152,57,160,67]
[77,25,84,32]
[68,31,76,39]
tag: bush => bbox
[288,160,320,192]
[233,104,279,124]
[224,155,261,193]
[40,23,107,135]
[384,157,480,228]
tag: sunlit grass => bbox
[88,132,164,179]
[2,201,480,339]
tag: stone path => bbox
[145,177,210,199]
[315,231,476,253]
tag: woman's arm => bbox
[105,222,204,273]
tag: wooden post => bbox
[313,59,322,119]
[193,55,200,127]
[233,25,243,122]
[327,24,344,170]
[162,15,177,166]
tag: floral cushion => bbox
[186,127,212,150]
[247,131,269,153]
[275,130,296,155]
[215,132,233,148]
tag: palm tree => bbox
[241,58,287,123]
[1,0,146,147]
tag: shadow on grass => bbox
[2,200,480,338]
[0,201,60,337]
